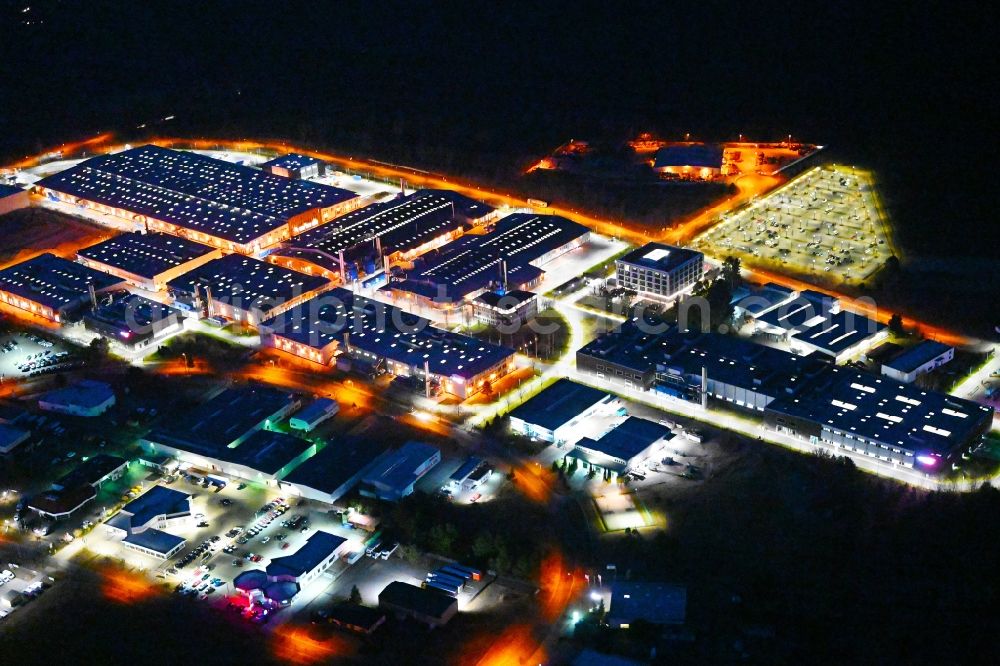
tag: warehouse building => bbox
[509,379,618,445]
[360,441,441,501]
[28,454,129,520]
[270,189,493,282]
[38,379,116,416]
[83,292,184,350]
[0,424,31,455]
[378,581,459,627]
[383,212,590,309]
[615,243,704,300]
[284,436,390,504]
[0,183,30,215]
[260,289,515,399]
[578,321,829,409]
[35,145,361,254]
[653,143,724,179]
[752,289,887,363]
[882,340,954,383]
[0,252,125,323]
[765,366,995,469]
[289,398,340,432]
[76,232,221,291]
[105,486,193,560]
[167,253,332,325]
[260,153,327,180]
[566,417,674,478]
[607,582,687,628]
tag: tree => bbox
[348,584,362,605]
[888,313,905,336]
[721,255,742,290]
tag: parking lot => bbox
[0,331,74,380]
[693,165,891,283]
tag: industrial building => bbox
[752,289,887,363]
[166,253,332,325]
[509,379,618,445]
[0,252,125,323]
[565,417,674,478]
[378,581,459,627]
[284,436,390,504]
[615,243,704,300]
[38,379,116,416]
[261,288,515,399]
[27,455,128,520]
[234,531,353,606]
[76,232,221,291]
[144,385,299,449]
[360,441,441,501]
[105,486,193,560]
[765,366,995,469]
[0,183,29,215]
[270,189,495,283]
[652,143,724,179]
[577,321,829,409]
[881,340,954,383]
[83,292,184,350]
[607,582,687,627]
[35,145,361,254]
[0,424,30,455]
[289,398,340,432]
[383,212,590,309]
[259,153,327,180]
[472,289,539,329]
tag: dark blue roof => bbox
[885,340,953,374]
[653,144,724,169]
[123,528,185,554]
[0,183,24,199]
[618,242,702,273]
[767,366,994,455]
[260,153,323,171]
[218,430,314,476]
[121,486,191,528]
[362,441,438,492]
[78,232,216,280]
[0,253,124,311]
[36,145,357,245]
[266,531,346,579]
[610,582,687,625]
[449,457,483,482]
[577,417,673,461]
[166,253,330,311]
[388,213,588,302]
[262,289,514,380]
[284,437,388,497]
[509,379,611,431]
[84,292,182,335]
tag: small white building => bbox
[882,340,954,383]
[38,380,115,417]
[289,398,339,432]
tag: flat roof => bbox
[378,581,457,619]
[120,486,191,527]
[363,441,438,491]
[474,289,537,311]
[284,436,389,497]
[78,232,216,280]
[0,183,25,198]
[575,417,673,463]
[581,321,830,396]
[449,457,483,482]
[36,145,358,245]
[0,423,30,454]
[0,252,124,311]
[653,143,724,169]
[84,292,182,335]
[263,289,514,380]
[386,212,588,302]
[292,398,338,424]
[326,602,385,630]
[41,380,115,410]
[767,366,994,455]
[276,189,473,268]
[266,530,346,579]
[610,582,687,624]
[509,379,611,431]
[148,385,298,451]
[618,242,703,273]
[53,454,127,490]
[259,153,323,171]
[885,340,953,374]
[217,429,314,476]
[166,253,330,309]
[123,529,185,554]
[28,484,96,516]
